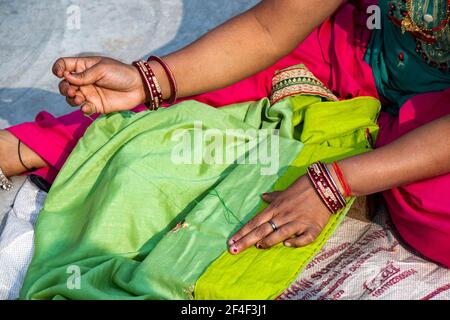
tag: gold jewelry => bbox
[401,0,450,43]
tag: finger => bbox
[58,80,79,98]
[284,229,320,248]
[257,221,308,249]
[81,102,97,116]
[66,97,78,107]
[229,219,277,255]
[65,93,85,107]
[228,205,277,246]
[64,63,103,86]
[52,57,80,78]
[261,191,282,203]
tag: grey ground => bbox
[0,0,259,128]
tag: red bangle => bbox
[307,162,346,214]
[332,162,353,198]
[132,61,162,110]
[143,61,163,109]
[133,61,155,109]
[321,162,346,206]
[147,56,178,105]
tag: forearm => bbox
[338,115,450,196]
[0,130,47,177]
[151,0,343,100]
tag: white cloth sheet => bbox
[280,208,450,300]
[1,178,449,300]
[0,177,46,300]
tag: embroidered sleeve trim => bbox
[270,65,338,105]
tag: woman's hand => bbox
[53,56,147,114]
[228,175,332,254]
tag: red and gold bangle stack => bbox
[147,56,178,105]
[132,60,163,111]
[307,162,347,214]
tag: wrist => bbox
[0,130,46,177]
[307,162,347,214]
[131,64,149,105]
[0,130,17,177]
[326,163,348,198]
[335,159,369,197]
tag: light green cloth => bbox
[20,97,301,300]
[20,92,379,300]
[195,96,380,300]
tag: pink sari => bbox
[7,1,450,267]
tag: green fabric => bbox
[20,98,301,300]
[194,96,380,300]
[365,0,450,116]
[20,92,379,300]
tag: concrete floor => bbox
[0,0,259,128]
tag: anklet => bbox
[0,167,13,191]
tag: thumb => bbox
[261,191,282,203]
[64,64,102,86]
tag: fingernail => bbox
[230,246,238,254]
[256,243,262,249]
[83,108,94,117]
[83,110,95,119]
[228,239,236,246]
[284,242,292,247]
[82,103,97,116]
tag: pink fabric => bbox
[377,89,450,268]
[6,1,450,267]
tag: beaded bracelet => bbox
[307,162,347,214]
[148,56,178,104]
[132,61,163,111]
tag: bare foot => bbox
[0,130,46,177]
